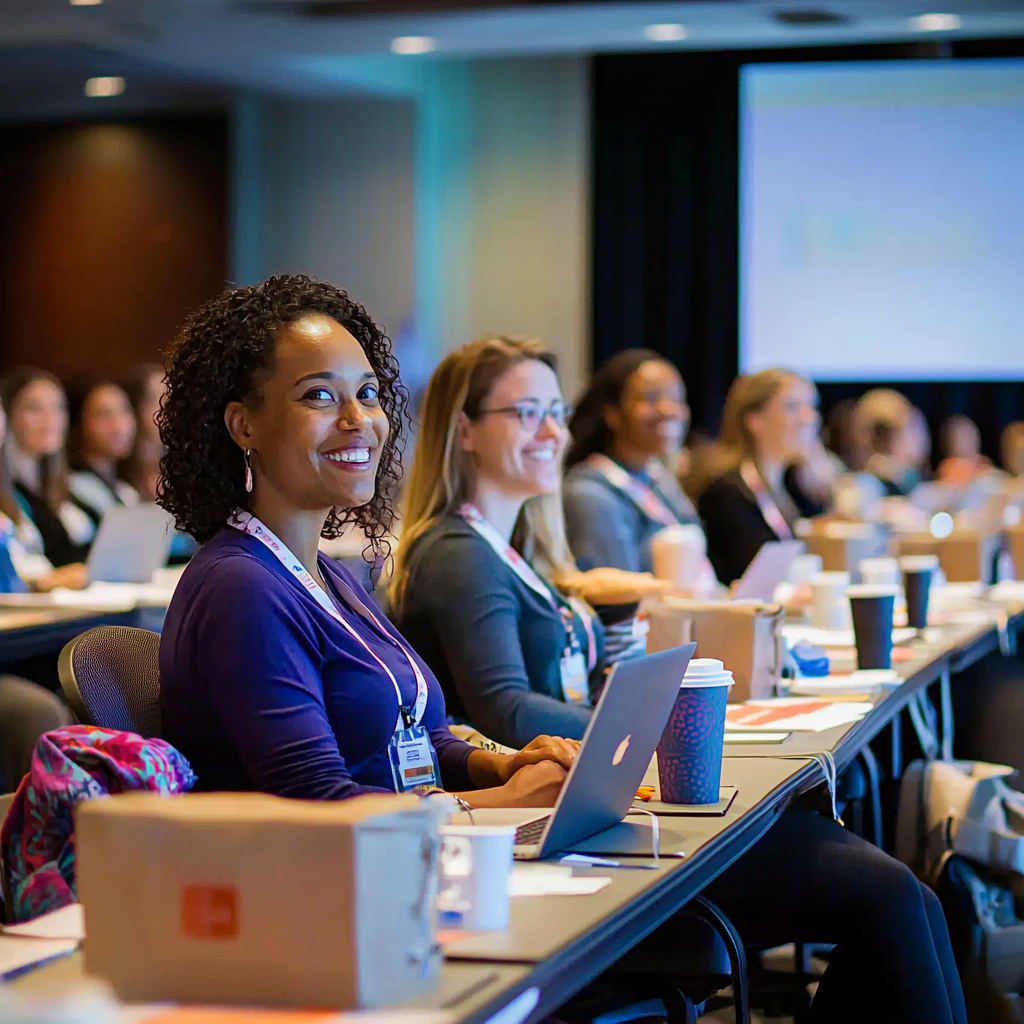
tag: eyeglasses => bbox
[477,400,572,431]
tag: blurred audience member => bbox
[564,349,698,574]
[854,389,928,497]
[122,363,166,501]
[690,369,819,584]
[67,377,140,526]
[0,373,90,584]
[937,415,991,487]
[822,398,859,469]
[1001,422,1024,478]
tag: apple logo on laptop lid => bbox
[612,734,631,766]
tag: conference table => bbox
[8,587,1024,1024]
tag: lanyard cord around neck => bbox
[584,454,683,528]
[739,461,794,541]
[457,502,597,672]
[229,510,427,734]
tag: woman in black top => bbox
[690,369,819,584]
[0,370,93,569]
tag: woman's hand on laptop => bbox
[32,563,88,593]
[499,760,568,808]
[503,735,579,780]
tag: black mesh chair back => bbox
[58,626,163,738]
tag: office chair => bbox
[0,675,74,793]
[58,626,163,738]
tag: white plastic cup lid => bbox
[680,658,735,688]
[846,584,901,599]
[813,571,851,586]
[899,555,940,571]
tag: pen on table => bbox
[561,854,661,870]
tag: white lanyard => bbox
[457,503,597,672]
[585,454,682,529]
[229,510,427,734]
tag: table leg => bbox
[940,667,954,762]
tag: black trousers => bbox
[703,808,967,1024]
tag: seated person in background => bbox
[854,389,930,497]
[122,363,166,502]
[1002,421,1024,478]
[937,414,992,487]
[690,369,819,585]
[390,346,966,1024]
[158,275,571,807]
[0,396,85,591]
[562,349,701,574]
[67,377,140,525]
[0,369,94,569]
[391,337,665,750]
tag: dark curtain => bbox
[591,38,1024,462]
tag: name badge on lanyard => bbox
[228,509,440,793]
[459,503,596,706]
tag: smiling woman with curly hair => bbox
[158,274,576,805]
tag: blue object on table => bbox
[791,642,830,678]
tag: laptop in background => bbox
[731,540,805,602]
[466,643,696,860]
[87,505,176,585]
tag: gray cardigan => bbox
[393,515,601,748]
[563,461,700,574]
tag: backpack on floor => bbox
[897,759,1024,1020]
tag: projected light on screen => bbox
[740,60,1024,381]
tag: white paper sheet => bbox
[1,902,85,940]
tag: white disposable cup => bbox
[859,557,901,587]
[438,825,515,931]
[651,524,707,588]
[788,553,824,586]
[812,571,852,630]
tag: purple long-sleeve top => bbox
[159,527,475,800]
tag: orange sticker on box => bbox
[181,885,239,939]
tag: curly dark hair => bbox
[157,275,408,553]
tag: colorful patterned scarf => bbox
[0,725,196,922]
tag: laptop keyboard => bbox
[515,816,551,846]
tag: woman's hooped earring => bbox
[244,449,253,494]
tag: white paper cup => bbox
[651,524,707,588]
[438,825,515,931]
[812,571,852,630]
[858,557,901,587]
[788,553,824,586]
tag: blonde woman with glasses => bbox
[389,337,666,750]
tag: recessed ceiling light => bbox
[391,36,436,55]
[84,76,125,98]
[644,23,688,43]
[70,0,103,5]
[910,13,962,31]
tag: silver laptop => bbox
[87,505,176,584]
[474,643,696,860]
[731,539,805,602]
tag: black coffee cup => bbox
[847,585,899,669]
[900,556,937,631]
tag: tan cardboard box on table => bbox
[76,791,440,1009]
[646,597,784,703]
[896,530,999,583]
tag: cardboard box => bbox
[647,598,784,702]
[76,792,441,1008]
[802,521,891,574]
[896,530,999,584]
